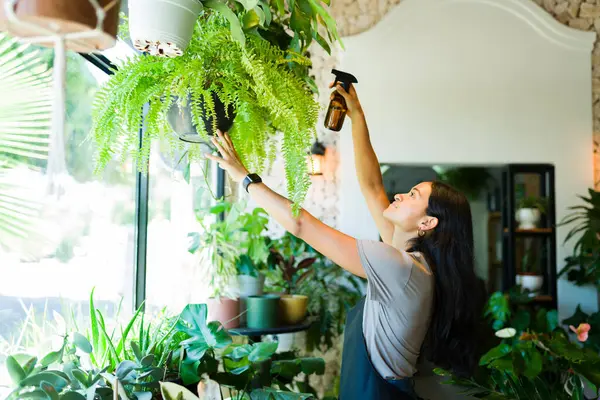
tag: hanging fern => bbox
[92,14,319,211]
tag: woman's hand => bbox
[329,81,363,119]
[205,130,249,183]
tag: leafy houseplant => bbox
[435,167,494,201]
[436,290,600,400]
[559,188,600,289]
[516,195,548,230]
[92,10,325,211]
[562,305,600,353]
[516,242,544,293]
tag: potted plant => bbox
[188,201,245,329]
[516,243,544,293]
[268,240,316,325]
[93,0,341,211]
[516,195,548,229]
[0,0,121,52]
[559,188,600,291]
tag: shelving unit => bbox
[487,211,503,293]
[501,164,557,309]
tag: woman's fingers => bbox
[211,136,229,159]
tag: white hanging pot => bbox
[515,208,540,229]
[129,0,202,57]
[516,273,544,293]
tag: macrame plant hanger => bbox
[2,0,118,198]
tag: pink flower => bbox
[569,323,591,342]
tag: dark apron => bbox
[339,298,418,400]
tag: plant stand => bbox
[228,320,312,344]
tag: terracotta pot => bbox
[0,0,121,52]
[279,294,308,325]
[206,297,240,330]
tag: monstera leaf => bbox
[177,304,232,363]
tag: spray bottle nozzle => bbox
[332,69,358,92]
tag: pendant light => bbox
[307,141,326,176]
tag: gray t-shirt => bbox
[357,240,434,379]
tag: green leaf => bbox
[180,360,201,385]
[205,1,246,46]
[6,355,26,384]
[248,342,278,362]
[89,288,100,363]
[73,333,93,354]
[237,0,259,10]
[71,369,88,388]
[479,344,511,366]
[433,368,452,377]
[546,310,558,332]
[299,358,325,375]
[133,393,153,400]
[522,349,543,379]
[258,2,272,25]
[177,304,232,363]
[160,382,200,400]
[40,351,62,367]
[274,0,285,14]
[116,306,143,359]
[59,392,86,400]
[131,341,142,362]
[21,372,69,392]
[512,309,531,332]
[40,381,59,400]
[188,232,201,254]
[116,360,137,381]
[140,354,154,367]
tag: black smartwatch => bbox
[242,173,262,193]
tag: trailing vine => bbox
[92,14,320,211]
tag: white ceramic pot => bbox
[515,208,540,229]
[516,274,544,293]
[129,0,202,57]
[238,274,265,324]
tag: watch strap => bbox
[243,173,262,193]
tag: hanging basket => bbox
[0,0,121,52]
[129,0,202,57]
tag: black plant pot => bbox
[167,92,235,144]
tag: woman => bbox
[206,83,484,400]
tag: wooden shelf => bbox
[503,228,553,236]
[533,295,553,302]
[489,211,501,219]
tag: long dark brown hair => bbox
[407,181,486,377]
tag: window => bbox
[145,151,217,313]
[0,38,136,393]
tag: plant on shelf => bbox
[558,188,600,289]
[515,195,548,230]
[92,0,341,211]
[516,241,545,294]
[435,289,600,400]
[236,207,271,279]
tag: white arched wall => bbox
[337,0,598,317]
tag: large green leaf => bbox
[248,342,278,362]
[6,355,26,384]
[20,372,69,392]
[480,344,512,366]
[204,1,246,46]
[73,333,93,354]
[59,392,86,400]
[177,304,232,362]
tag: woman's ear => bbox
[420,217,438,232]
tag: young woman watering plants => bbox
[206,82,484,400]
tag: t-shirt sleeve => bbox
[357,239,414,304]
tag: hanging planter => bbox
[129,0,202,57]
[167,92,235,143]
[0,0,121,52]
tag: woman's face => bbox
[383,181,433,233]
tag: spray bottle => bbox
[324,69,358,132]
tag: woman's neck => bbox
[391,227,417,252]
